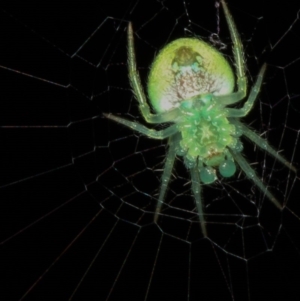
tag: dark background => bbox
[0,0,300,300]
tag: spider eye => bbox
[219,160,236,178]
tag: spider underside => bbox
[105,0,296,237]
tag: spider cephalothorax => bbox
[105,0,296,236]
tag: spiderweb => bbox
[1,0,300,300]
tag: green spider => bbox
[105,0,296,236]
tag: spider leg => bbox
[229,148,282,209]
[127,23,181,124]
[190,165,207,237]
[154,134,179,222]
[232,120,297,173]
[104,113,178,139]
[217,0,247,106]
[226,64,267,118]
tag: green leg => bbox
[233,121,297,172]
[127,23,180,124]
[229,148,282,209]
[221,0,247,102]
[214,0,248,106]
[104,113,178,139]
[226,64,266,117]
[190,166,207,237]
[154,134,179,222]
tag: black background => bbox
[1,0,300,300]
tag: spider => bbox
[104,0,296,236]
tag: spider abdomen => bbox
[147,38,235,113]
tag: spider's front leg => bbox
[229,148,283,209]
[154,134,180,223]
[231,120,297,173]
[190,166,207,237]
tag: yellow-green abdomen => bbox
[147,38,235,113]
